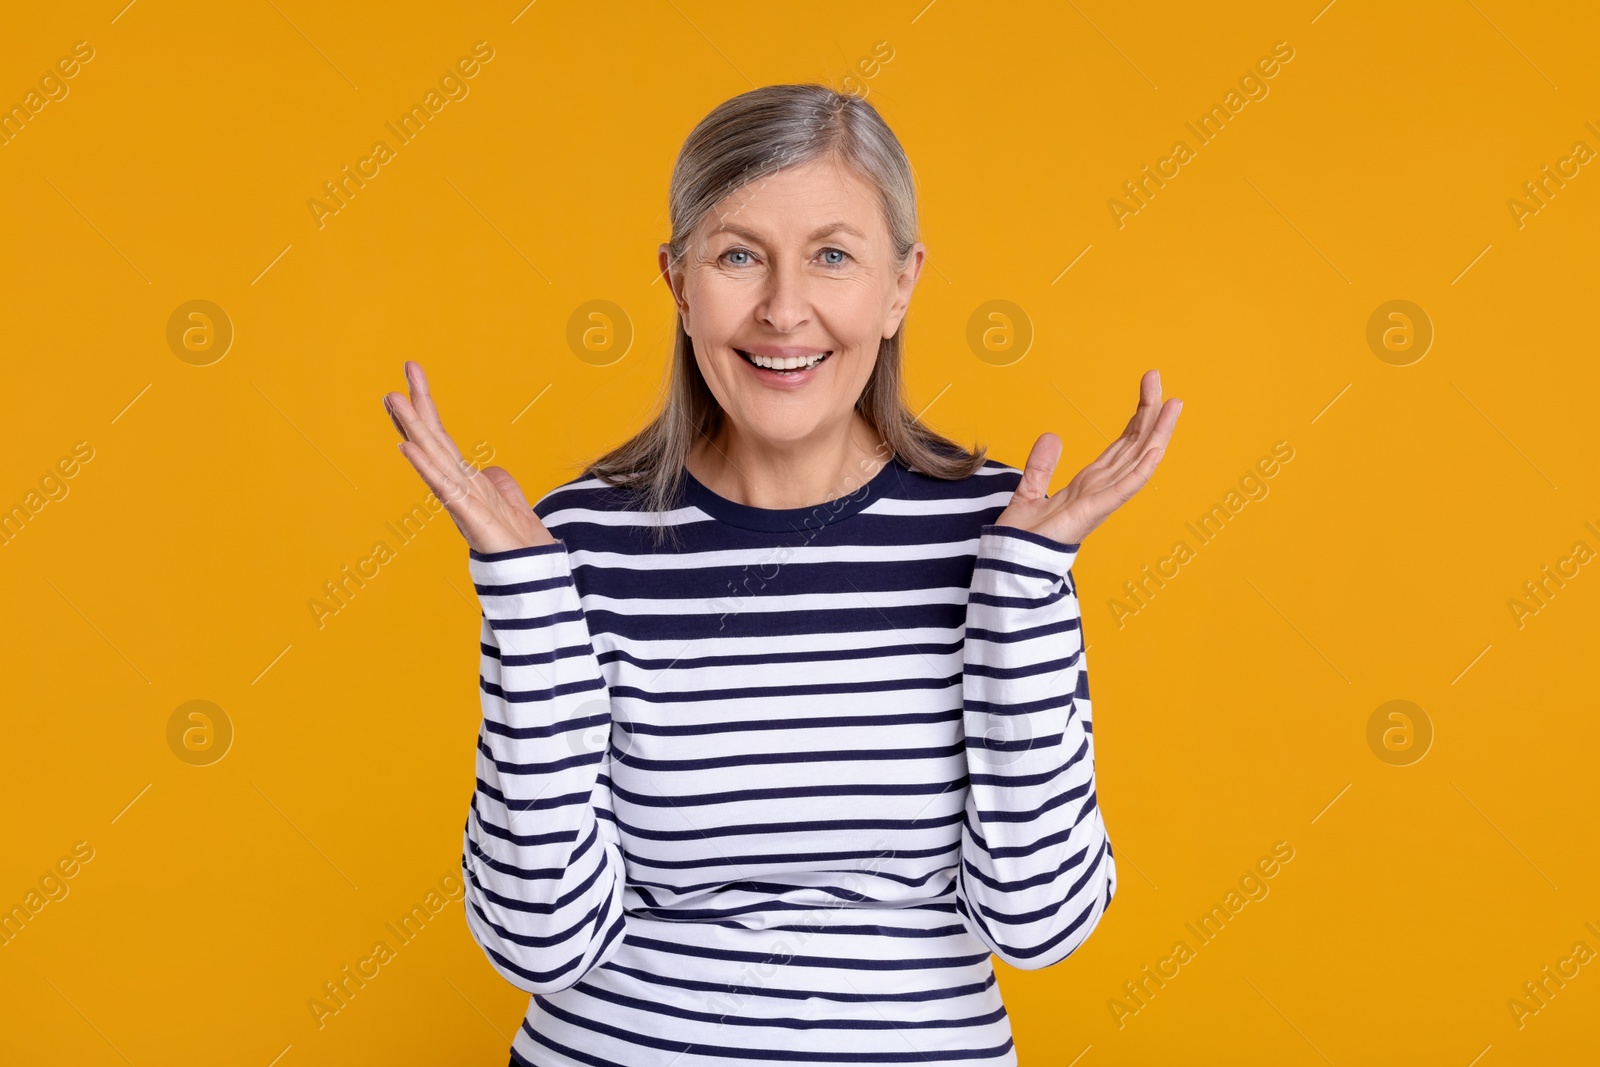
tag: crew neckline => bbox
[681,454,905,533]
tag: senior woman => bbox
[383,83,1180,1066]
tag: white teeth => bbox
[741,350,827,371]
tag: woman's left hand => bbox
[994,368,1182,547]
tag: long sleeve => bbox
[461,540,629,994]
[955,523,1116,970]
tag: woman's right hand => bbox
[383,360,556,554]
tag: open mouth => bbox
[736,349,831,374]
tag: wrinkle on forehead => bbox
[688,155,885,263]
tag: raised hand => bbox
[382,360,556,554]
[995,368,1181,547]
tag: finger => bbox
[406,361,469,461]
[1103,369,1163,465]
[389,363,478,498]
[388,364,459,468]
[1071,441,1165,535]
[385,377,441,451]
[481,466,532,513]
[397,436,480,512]
[1095,369,1170,476]
[1105,395,1181,485]
[1014,433,1062,502]
[1068,369,1157,482]
[382,394,409,440]
[1106,442,1166,506]
[387,389,474,501]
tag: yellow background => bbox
[3,1,1597,1063]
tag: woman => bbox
[383,83,1179,1066]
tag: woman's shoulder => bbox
[893,449,1023,502]
[528,467,684,559]
[880,452,1024,540]
[531,468,650,519]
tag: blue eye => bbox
[718,247,851,267]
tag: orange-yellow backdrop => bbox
[3,1,1596,1064]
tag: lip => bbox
[734,346,831,389]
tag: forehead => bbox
[700,156,883,243]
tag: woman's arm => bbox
[380,361,627,991]
[953,371,1178,965]
[462,539,629,994]
[955,523,1115,970]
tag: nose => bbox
[757,256,810,333]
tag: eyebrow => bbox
[707,221,866,243]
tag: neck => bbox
[688,415,891,510]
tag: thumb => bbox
[1014,433,1062,502]
[481,466,533,513]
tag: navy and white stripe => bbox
[461,455,1116,1066]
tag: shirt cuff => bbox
[467,540,566,564]
[977,523,1081,579]
[466,541,574,619]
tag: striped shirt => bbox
[462,452,1117,1066]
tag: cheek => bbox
[827,283,891,339]
[689,278,753,338]
[842,345,880,391]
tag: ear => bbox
[657,244,681,305]
[883,242,926,339]
[659,243,692,332]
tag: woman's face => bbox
[661,155,924,450]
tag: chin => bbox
[734,412,824,441]
[726,399,829,435]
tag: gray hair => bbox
[586,83,987,546]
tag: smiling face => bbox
[660,154,924,452]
